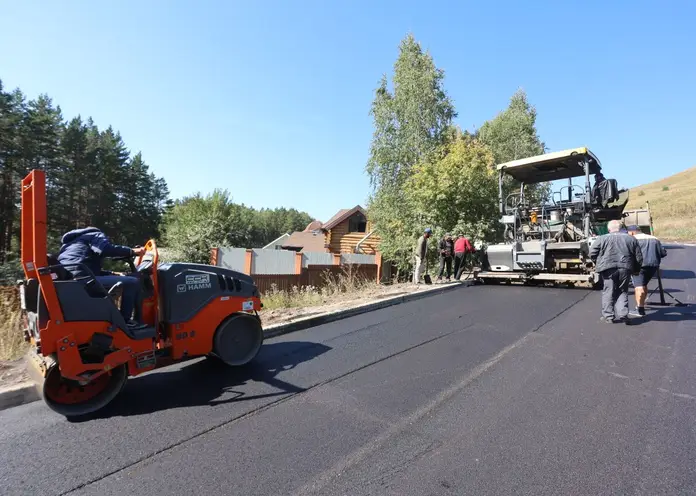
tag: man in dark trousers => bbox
[453,233,474,280]
[589,220,643,324]
[57,227,146,326]
[437,233,455,282]
[627,225,667,316]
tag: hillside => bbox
[626,165,696,241]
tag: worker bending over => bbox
[453,233,473,280]
[589,220,643,325]
[57,227,146,326]
[627,225,667,316]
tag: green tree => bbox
[162,190,252,263]
[477,89,548,203]
[366,34,456,274]
[478,89,545,164]
[0,83,26,262]
[407,134,498,242]
[366,34,456,189]
[0,79,171,269]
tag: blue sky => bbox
[1,1,694,221]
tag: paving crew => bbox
[589,219,643,324]
[627,225,667,316]
[453,233,474,280]
[437,233,455,282]
[413,228,432,285]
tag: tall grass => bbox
[627,165,696,241]
[0,288,26,361]
[261,265,374,310]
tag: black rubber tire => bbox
[212,313,264,366]
[42,361,128,418]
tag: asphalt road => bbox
[1,245,695,496]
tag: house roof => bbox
[322,205,366,231]
[262,232,290,249]
[303,220,324,232]
[281,231,328,252]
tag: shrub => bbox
[0,288,26,361]
[662,185,670,191]
[638,190,646,197]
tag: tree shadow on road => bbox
[68,340,332,422]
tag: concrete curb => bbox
[0,280,474,412]
[264,280,474,339]
[0,382,40,412]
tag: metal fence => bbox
[341,253,376,265]
[252,248,296,275]
[212,247,380,294]
[302,252,334,267]
[219,247,247,272]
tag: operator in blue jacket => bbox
[57,227,146,326]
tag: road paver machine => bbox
[18,169,264,417]
[475,147,628,286]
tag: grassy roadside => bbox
[0,288,26,361]
[627,165,696,241]
[261,266,375,310]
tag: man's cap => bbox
[626,225,641,232]
[424,228,432,233]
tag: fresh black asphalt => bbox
[1,245,694,495]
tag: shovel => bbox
[424,257,432,285]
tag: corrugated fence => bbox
[212,247,381,294]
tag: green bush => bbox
[662,185,670,191]
[0,260,23,285]
[638,190,645,196]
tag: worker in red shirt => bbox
[453,233,474,280]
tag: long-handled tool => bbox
[647,269,686,307]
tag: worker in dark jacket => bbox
[627,225,667,316]
[437,233,455,282]
[413,228,432,285]
[589,220,643,324]
[57,227,146,325]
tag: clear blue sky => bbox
[1,1,694,221]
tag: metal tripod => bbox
[647,269,686,307]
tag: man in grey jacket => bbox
[413,228,432,285]
[589,220,643,324]
[627,225,667,316]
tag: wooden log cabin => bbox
[322,205,380,254]
[281,205,381,254]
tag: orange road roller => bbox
[17,169,264,417]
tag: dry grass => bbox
[0,288,26,361]
[261,266,374,311]
[626,165,696,241]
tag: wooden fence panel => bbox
[251,274,303,294]
[251,264,378,295]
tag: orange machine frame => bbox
[21,170,155,381]
[21,169,263,383]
